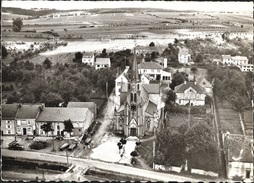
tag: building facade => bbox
[82,52,95,66]
[1,104,19,135]
[178,48,191,65]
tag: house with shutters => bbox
[174,81,206,106]
[82,52,95,66]
[223,133,253,181]
[1,104,19,135]
[178,48,191,65]
[67,102,97,121]
[36,107,92,137]
[95,58,111,70]
[114,48,164,137]
[16,104,43,136]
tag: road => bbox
[2,149,207,182]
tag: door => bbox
[130,128,137,136]
[23,128,27,135]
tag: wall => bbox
[16,119,36,136]
[227,162,253,180]
[1,120,15,135]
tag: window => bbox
[117,82,121,86]
[151,69,154,72]
[21,120,26,125]
[6,125,11,129]
[27,128,31,132]
[7,130,11,134]
[17,127,21,132]
[7,121,11,124]
[57,125,60,130]
[27,121,31,125]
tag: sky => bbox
[2,1,253,12]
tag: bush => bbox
[30,141,48,150]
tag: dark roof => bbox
[138,62,163,70]
[224,134,253,163]
[142,84,160,94]
[174,82,206,94]
[67,102,97,114]
[145,101,157,115]
[2,104,19,120]
[16,104,42,119]
[36,107,89,122]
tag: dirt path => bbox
[92,91,117,147]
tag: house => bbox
[95,58,111,70]
[223,133,253,181]
[1,104,19,135]
[222,55,250,72]
[67,102,97,121]
[231,56,248,66]
[239,64,253,72]
[16,104,43,136]
[222,55,232,65]
[115,66,130,96]
[174,81,206,106]
[36,107,92,137]
[178,48,191,65]
[114,48,164,137]
[82,52,95,66]
[197,77,213,96]
[138,62,171,81]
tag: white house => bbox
[240,64,253,72]
[223,133,253,181]
[36,107,92,137]
[1,104,19,135]
[138,62,171,81]
[222,55,233,65]
[174,81,206,106]
[16,104,43,136]
[95,58,111,70]
[178,48,191,65]
[231,56,248,66]
[82,52,94,66]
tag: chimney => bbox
[184,80,187,84]
[164,58,167,68]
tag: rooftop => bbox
[224,134,253,163]
[36,107,89,122]
[138,62,163,70]
[16,104,42,119]
[145,100,157,115]
[142,84,160,94]
[83,52,94,57]
[174,82,206,94]
[96,58,111,65]
[231,56,248,60]
[67,102,97,114]
[2,104,19,120]
[222,55,232,59]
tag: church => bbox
[114,48,165,137]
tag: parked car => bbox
[55,136,63,140]
[8,142,24,150]
[59,143,69,151]
[68,143,77,151]
[85,137,92,145]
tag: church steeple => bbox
[131,47,139,82]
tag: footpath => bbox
[2,149,208,182]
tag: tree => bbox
[101,49,107,57]
[195,53,203,63]
[59,80,75,102]
[40,92,63,107]
[12,18,23,32]
[191,67,198,74]
[2,46,8,58]
[174,38,179,45]
[43,58,52,69]
[166,90,176,103]
[41,122,53,136]
[149,42,155,47]
[74,52,83,63]
[63,119,74,137]
[170,71,188,89]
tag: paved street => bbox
[2,149,209,182]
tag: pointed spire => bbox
[131,47,139,82]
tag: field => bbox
[215,97,242,135]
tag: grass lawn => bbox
[215,97,242,134]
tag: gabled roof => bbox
[67,102,96,114]
[2,104,19,120]
[197,77,212,88]
[222,55,232,59]
[138,62,163,70]
[83,52,94,57]
[36,107,89,122]
[16,104,42,119]
[96,58,111,65]
[179,48,189,55]
[145,101,157,115]
[174,82,206,94]
[231,56,248,60]
[224,134,253,163]
[142,84,160,94]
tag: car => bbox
[59,143,69,151]
[84,137,92,145]
[55,136,64,140]
[68,143,77,151]
[8,142,24,150]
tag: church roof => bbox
[145,101,157,115]
[138,62,163,70]
[174,82,205,94]
[142,84,160,94]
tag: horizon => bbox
[2,1,253,12]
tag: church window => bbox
[131,93,134,101]
[134,93,137,102]
[137,84,139,90]
[146,118,151,129]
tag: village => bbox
[1,2,253,182]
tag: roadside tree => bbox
[12,18,23,32]
[63,119,74,137]
[43,58,52,69]
[41,122,53,136]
